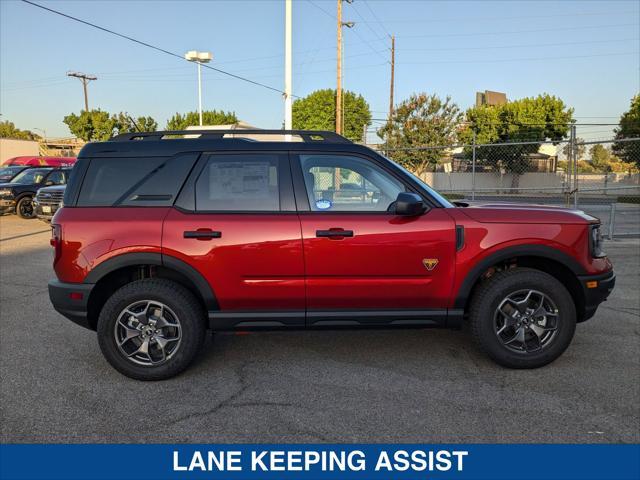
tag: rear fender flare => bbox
[83,252,218,310]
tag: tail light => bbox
[50,224,62,264]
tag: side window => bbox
[195,154,281,212]
[45,171,65,185]
[299,154,405,212]
[77,155,197,207]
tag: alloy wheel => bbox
[493,289,559,354]
[19,198,34,218]
[114,300,182,366]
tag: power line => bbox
[21,0,295,97]
[397,23,638,39]
[400,37,639,53]
[345,2,390,63]
[398,51,638,65]
[361,0,391,38]
[306,0,388,63]
[346,1,385,41]
[357,9,638,24]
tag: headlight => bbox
[589,224,606,258]
[0,188,13,197]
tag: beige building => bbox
[0,138,39,163]
[475,90,507,107]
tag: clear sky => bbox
[1,0,639,141]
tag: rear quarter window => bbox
[76,154,198,207]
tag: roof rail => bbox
[110,130,352,144]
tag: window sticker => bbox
[208,162,270,200]
[315,199,332,210]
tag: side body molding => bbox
[83,252,218,311]
[453,244,586,309]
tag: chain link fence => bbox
[378,136,640,239]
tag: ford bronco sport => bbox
[48,130,615,380]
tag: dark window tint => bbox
[77,155,197,206]
[196,154,280,211]
[45,170,66,186]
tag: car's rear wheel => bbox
[16,196,35,219]
[469,268,576,368]
[97,279,206,380]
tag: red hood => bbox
[456,201,599,224]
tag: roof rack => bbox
[110,129,352,144]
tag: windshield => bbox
[10,168,51,185]
[0,166,25,177]
[390,161,455,208]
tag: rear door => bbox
[163,151,305,328]
[292,152,456,325]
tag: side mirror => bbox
[394,192,428,216]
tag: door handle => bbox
[183,230,222,239]
[316,229,354,239]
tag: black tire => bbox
[16,196,35,219]
[97,279,206,380]
[469,268,576,369]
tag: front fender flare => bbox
[453,244,586,310]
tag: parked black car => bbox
[34,185,66,222]
[0,167,71,219]
[0,166,30,183]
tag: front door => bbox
[163,152,305,328]
[292,152,456,325]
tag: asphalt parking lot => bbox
[1,214,638,444]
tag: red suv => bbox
[48,130,615,380]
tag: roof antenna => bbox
[127,115,142,132]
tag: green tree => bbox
[613,94,640,167]
[114,112,158,133]
[377,93,462,173]
[459,94,574,188]
[166,110,238,130]
[589,144,612,172]
[0,121,36,140]
[63,110,118,142]
[292,89,371,142]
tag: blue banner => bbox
[1,444,638,480]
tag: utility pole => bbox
[67,71,97,111]
[335,0,354,136]
[284,0,293,136]
[336,0,343,135]
[388,35,395,121]
[571,123,578,209]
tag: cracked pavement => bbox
[1,214,638,443]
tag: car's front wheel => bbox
[469,268,576,368]
[16,196,35,219]
[97,279,206,380]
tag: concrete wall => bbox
[418,172,640,195]
[0,139,39,163]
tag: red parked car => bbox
[2,156,76,167]
[48,130,615,380]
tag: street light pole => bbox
[197,61,203,126]
[33,128,47,142]
[336,0,342,135]
[185,51,213,126]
